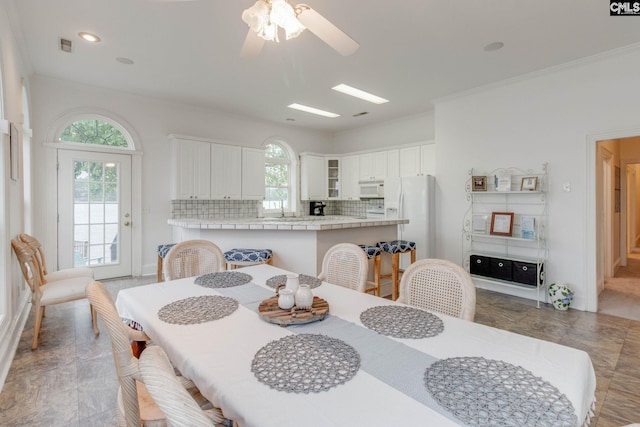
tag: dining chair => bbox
[397,258,476,321]
[86,280,228,427]
[19,233,93,283]
[11,239,99,349]
[139,346,227,427]
[162,240,226,281]
[318,243,369,292]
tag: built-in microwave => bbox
[359,181,384,199]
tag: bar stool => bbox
[358,244,381,296]
[377,240,416,300]
[157,243,176,282]
[224,248,273,269]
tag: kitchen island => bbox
[169,216,408,280]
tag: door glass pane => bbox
[72,159,120,267]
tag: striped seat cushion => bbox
[224,248,273,263]
[376,240,416,254]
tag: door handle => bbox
[124,221,131,227]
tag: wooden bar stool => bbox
[223,248,273,269]
[157,243,176,282]
[358,244,382,296]
[377,240,416,300]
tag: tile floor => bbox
[0,275,639,426]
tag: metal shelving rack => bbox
[462,163,548,307]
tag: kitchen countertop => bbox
[168,215,409,231]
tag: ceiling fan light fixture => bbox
[288,103,339,118]
[332,84,389,104]
[242,0,305,43]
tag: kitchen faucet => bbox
[280,200,284,217]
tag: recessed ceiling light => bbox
[116,57,134,65]
[332,84,389,104]
[483,42,504,52]
[78,32,101,43]
[287,103,339,118]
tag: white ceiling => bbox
[9,0,640,133]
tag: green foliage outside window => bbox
[60,119,128,147]
[264,143,290,209]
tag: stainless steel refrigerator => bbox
[384,175,435,268]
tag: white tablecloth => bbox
[115,264,596,427]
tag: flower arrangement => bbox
[548,283,574,310]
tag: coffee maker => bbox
[310,201,326,216]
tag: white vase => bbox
[295,284,314,309]
[285,274,299,293]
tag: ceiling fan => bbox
[151,0,359,58]
[240,0,359,58]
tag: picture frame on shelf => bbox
[521,176,538,191]
[490,212,514,236]
[495,173,511,191]
[472,214,489,234]
[520,215,536,239]
[10,122,19,181]
[472,176,487,192]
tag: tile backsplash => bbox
[171,199,385,219]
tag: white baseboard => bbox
[0,296,31,392]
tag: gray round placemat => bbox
[360,305,444,339]
[158,295,238,325]
[251,334,360,393]
[425,356,577,427]
[194,271,252,288]
[265,274,322,289]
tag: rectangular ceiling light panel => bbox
[332,84,389,104]
[287,103,340,118]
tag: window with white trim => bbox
[264,142,292,211]
[59,118,132,149]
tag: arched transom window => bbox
[59,118,132,149]
[264,142,292,211]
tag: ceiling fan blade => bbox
[240,29,266,58]
[296,6,359,56]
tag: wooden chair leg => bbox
[157,255,163,282]
[91,304,100,335]
[32,305,45,350]
[373,255,381,296]
[410,249,416,264]
[392,253,400,300]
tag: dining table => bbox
[115,264,596,427]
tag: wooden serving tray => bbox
[258,296,329,327]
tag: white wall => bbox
[0,0,34,388]
[30,75,333,276]
[434,45,640,311]
[331,111,434,153]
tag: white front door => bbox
[58,150,132,279]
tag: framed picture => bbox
[521,176,538,191]
[472,214,488,234]
[495,173,511,191]
[472,176,487,192]
[10,122,19,181]
[490,212,514,236]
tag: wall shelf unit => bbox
[462,164,548,307]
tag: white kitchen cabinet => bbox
[340,155,360,200]
[327,158,340,199]
[421,144,435,176]
[359,151,387,181]
[387,149,400,178]
[241,147,266,200]
[300,154,327,200]
[399,146,422,176]
[170,137,211,200]
[211,144,242,200]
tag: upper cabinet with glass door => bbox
[327,158,340,199]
